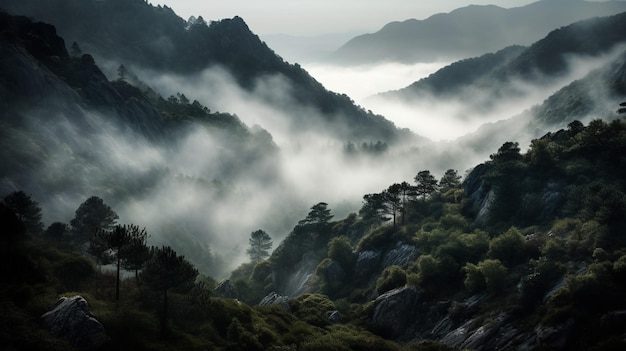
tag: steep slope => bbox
[0,0,408,143]
[0,11,282,276]
[330,0,626,64]
[383,12,626,101]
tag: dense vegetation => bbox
[3,118,624,350]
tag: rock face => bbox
[369,286,419,340]
[383,242,417,268]
[354,250,382,282]
[258,292,290,310]
[214,279,236,299]
[41,296,106,350]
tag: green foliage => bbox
[478,259,508,295]
[289,294,337,327]
[463,262,485,293]
[328,235,356,272]
[376,265,407,295]
[414,170,438,201]
[3,190,44,235]
[70,196,119,243]
[247,229,273,263]
[44,222,69,239]
[487,227,526,266]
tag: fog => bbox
[304,45,626,141]
[8,62,484,278]
[12,39,623,279]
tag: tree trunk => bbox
[160,289,168,337]
[115,253,120,301]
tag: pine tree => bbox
[246,230,272,263]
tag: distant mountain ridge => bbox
[330,0,626,64]
[381,12,626,108]
[0,0,409,143]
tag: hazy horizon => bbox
[152,0,539,36]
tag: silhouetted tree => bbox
[120,225,150,281]
[414,170,438,201]
[247,229,272,263]
[384,184,403,228]
[45,222,69,239]
[70,41,82,57]
[299,202,334,227]
[489,141,522,163]
[360,192,389,226]
[618,102,626,114]
[440,169,461,191]
[141,246,198,336]
[90,224,146,301]
[3,191,43,235]
[70,196,119,243]
[117,64,127,81]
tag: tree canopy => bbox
[247,229,272,263]
[70,196,119,243]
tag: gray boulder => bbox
[41,296,106,350]
[354,250,382,281]
[258,292,291,310]
[383,242,417,268]
[370,286,419,340]
[214,279,236,298]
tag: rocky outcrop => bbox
[258,292,290,310]
[383,242,417,268]
[41,296,106,350]
[369,286,419,340]
[354,250,382,283]
[214,279,236,299]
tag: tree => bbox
[327,235,356,271]
[70,196,119,243]
[141,246,198,336]
[3,191,44,235]
[117,64,127,81]
[89,224,147,301]
[489,141,522,163]
[439,169,461,192]
[360,193,389,226]
[414,170,438,201]
[246,230,272,263]
[45,222,69,239]
[70,41,82,57]
[298,202,334,227]
[383,184,403,228]
[120,225,150,281]
[618,102,626,114]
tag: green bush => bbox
[328,235,356,272]
[376,265,407,295]
[478,259,507,295]
[488,227,525,266]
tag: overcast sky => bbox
[152,0,541,36]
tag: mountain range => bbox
[330,0,626,64]
[2,1,626,350]
[0,0,408,143]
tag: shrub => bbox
[328,236,356,272]
[488,227,525,266]
[376,265,407,295]
[478,259,507,295]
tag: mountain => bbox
[0,0,410,143]
[330,0,626,65]
[378,12,626,125]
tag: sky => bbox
[153,0,539,36]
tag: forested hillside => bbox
[0,0,407,143]
[330,0,626,64]
[3,117,626,350]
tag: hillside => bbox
[0,0,408,143]
[330,0,626,64]
[3,117,626,350]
